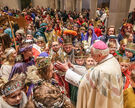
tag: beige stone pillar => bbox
[129,0,135,12]
[64,0,73,11]
[54,0,58,9]
[49,0,55,9]
[76,0,82,12]
[90,0,98,19]
[60,0,64,11]
[108,0,131,32]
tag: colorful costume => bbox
[124,87,135,108]
[64,41,123,108]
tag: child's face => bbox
[63,44,72,54]
[73,26,78,31]
[88,29,92,35]
[16,33,22,40]
[86,57,95,66]
[75,58,84,66]
[121,44,127,50]
[52,42,60,52]
[128,34,133,42]
[23,48,33,59]
[26,34,33,40]
[120,62,129,72]
[4,90,22,106]
[109,46,117,54]
[108,28,115,35]
[125,50,134,58]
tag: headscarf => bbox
[84,26,98,45]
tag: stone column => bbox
[54,0,58,9]
[90,0,98,19]
[64,0,73,11]
[60,0,64,11]
[129,0,135,12]
[108,0,131,32]
[49,0,55,9]
[76,0,82,12]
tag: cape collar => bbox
[98,54,113,65]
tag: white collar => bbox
[99,54,113,64]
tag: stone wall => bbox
[33,0,55,9]
[108,0,131,32]
[0,0,21,10]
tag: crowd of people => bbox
[0,5,135,108]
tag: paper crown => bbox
[62,36,72,44]
[125,43,135,54]
[74,49,85,59]
[36,57,51,69]
[63,30,77,36]
[2,80,22,96]
[62,30,77,44]
[118,56,130,63]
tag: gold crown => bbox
[74,49,85,59]
[118,56,130,63]
[62,30,77,44]
[62,35,72,45]
[36,57,51,69]
[2,80,23,96]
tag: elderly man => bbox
[56,40,123,108]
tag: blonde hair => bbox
[108,42,116,48]
[4,48,16,65]
[120,38,128,45]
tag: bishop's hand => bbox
[55,61,69,72]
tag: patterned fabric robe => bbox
[77,55,123,108]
